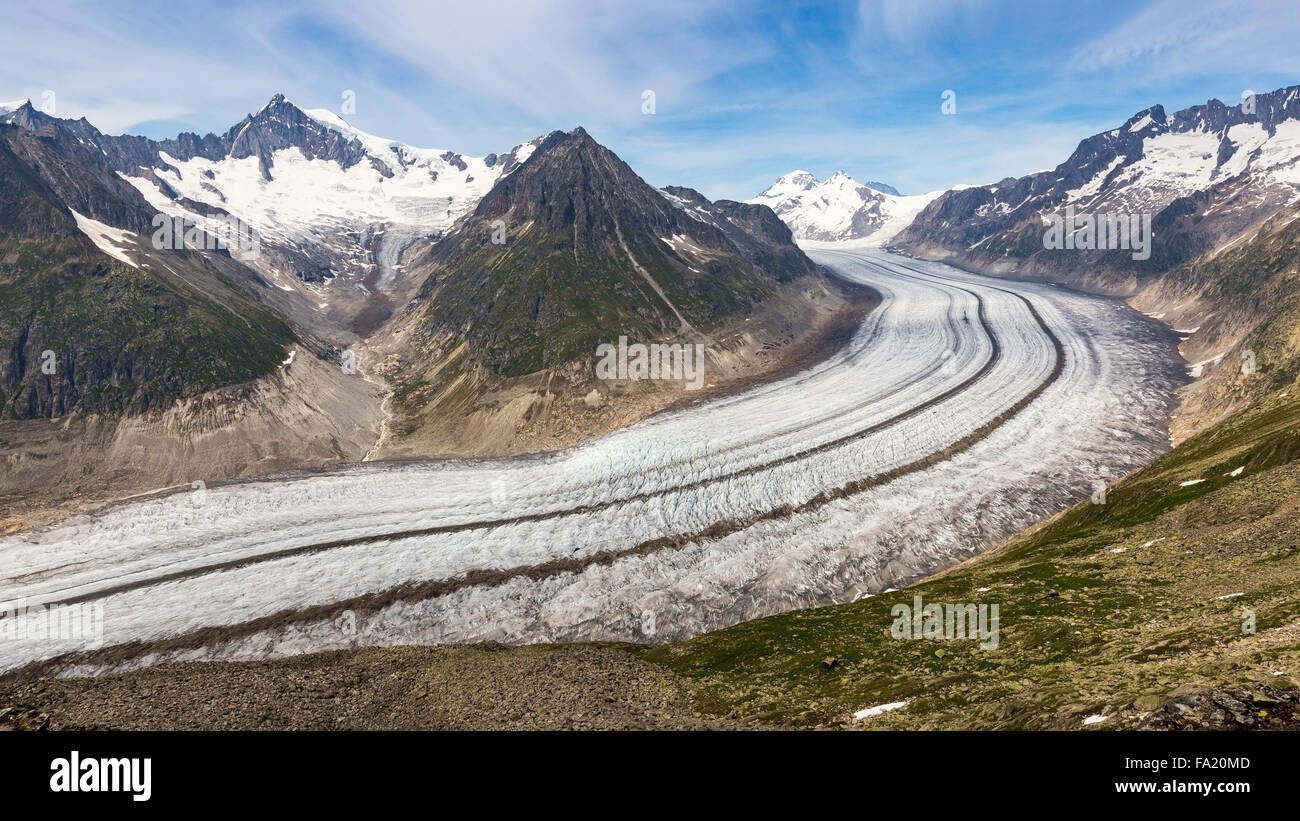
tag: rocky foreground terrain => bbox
[0,645,735,731]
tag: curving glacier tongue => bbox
[0,249,1185,675]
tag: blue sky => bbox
[3,0,1298,200]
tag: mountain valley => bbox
[4,82,1300,735]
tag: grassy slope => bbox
[0,233,295,419]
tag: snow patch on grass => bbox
[854,701,908,721]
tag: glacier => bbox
[0,249,1186,675]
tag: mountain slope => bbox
[409,127,816,373]
[3,95,539,340]
[893,85,1300,295]
[1130,200,1300,441]
[0,119,385,530]
[748,170,941,244]
[0,121,295,420]
[367,127,860,457]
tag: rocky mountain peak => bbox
[470,124,683,237]
[863,181,902,196]
[777,170,818,189]
[893,83,1300,295]
[223,94,368,180]
[396,128,817,379]
[3,100,52,132]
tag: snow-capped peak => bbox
[773,169,818,190]
[301,107,405,156]
[2,90,550,334]
[302,107,354,133]
[749,169,942,245]
[256,93,288,115]
[118,94,541,323]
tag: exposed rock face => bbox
[364,127,851,458]
[387,127,819,379]
[0,122,154,237]
[2,94,369,180]
[0,122,295,421]
[1,346,384,532]
[1132,200,1300,441]
[893,85,1300,296]
[660,186,818,284]
[1140,686,1300,730]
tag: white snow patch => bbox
[1066,156,1125,202]
[68,209,140,269]
[854,701,908,721]
[1187,352,1227,378]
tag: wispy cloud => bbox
[1068,0,1300,78]
[0,0,1297,198]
